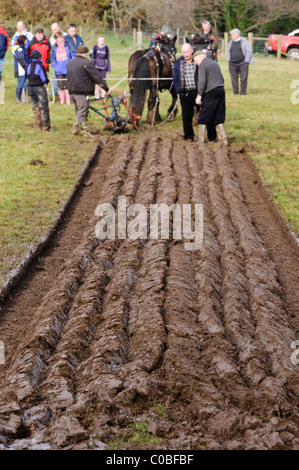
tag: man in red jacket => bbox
[0,25,9,82]
[28,28,51,71]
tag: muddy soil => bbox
[0,135,298,450]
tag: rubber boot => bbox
[59,90,65,104]
[16,88,22,103]
[216,124,228,146]
[33,106,42,129]
[72,118,80,135]
[79,121,94,137]
[21,88,28,103]
[198,124,207,143]
[65,90,71,105]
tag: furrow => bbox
[214,144,299,405]
[185,145,250,407]
[33,139,148,412]
[72,138,162,406]
[199,146,267,387]
[0,139,132,421]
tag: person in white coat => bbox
[12,21,33,49]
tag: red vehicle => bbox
[266,29,299,60]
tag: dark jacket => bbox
[173,56,198,93]
[27,59,49,86]
[64,34,84,55]
[67,55,109,95]
[0,26,9,59]
[12,45,30,77]
[193,28,218,51]
[28,36,51,71]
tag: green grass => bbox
[106,421,162,450]
[0,65,97,287]
[222,55,299,233]
[0,41,298,288]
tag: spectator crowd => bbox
[0,20,254,140]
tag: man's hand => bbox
[195,94,202,105]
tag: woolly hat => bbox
[31,50,42,60]
[77,45,89,54]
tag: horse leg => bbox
[146,83,159,125]
[155,97,162,122]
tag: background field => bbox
[0,36,298,288]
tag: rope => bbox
[110,73,129,91]
[47,80,55,104]
[114,45,136,54]
[47,77,173,81]
[156,95,179,127]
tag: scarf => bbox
[56,43,68,62]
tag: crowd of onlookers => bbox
[0,21,111,104]
[0,20,254,141]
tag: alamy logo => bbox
[0,341,4,365]
[95,197,203,250]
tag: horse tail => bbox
[130,55,151,117]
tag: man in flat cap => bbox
[67,45,111,136]
[193,50,227,144]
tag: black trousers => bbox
[179,90,198,141]
[197,86,226,141]
[229,60,249,94]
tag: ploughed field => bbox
[0,135,298,450]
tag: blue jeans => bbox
[16,75,28,99]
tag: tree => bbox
[105,0,145,32]
[246,0,299,33]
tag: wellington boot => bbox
[59,90,65,104]
[21,88,28,103]
[216,123,228,146]
[198,124,207,143]
[65,90,71,105]
[72,119,80,136]
[33,106,42,129]
[79,121,95,138]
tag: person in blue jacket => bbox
[51,32,74,104]
[64,24,83,55]
[11,35,30,103]
[27,50,51,131]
